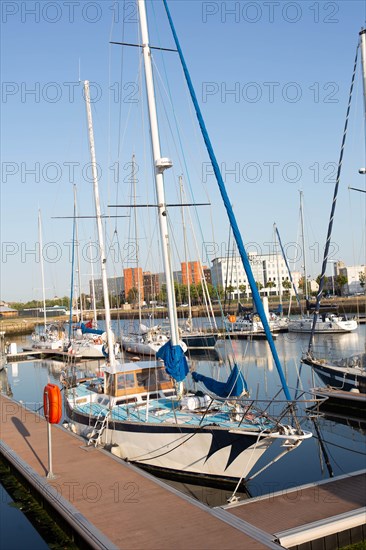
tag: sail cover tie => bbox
[192,364,247,398]
[156,340,189,382]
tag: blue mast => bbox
[163,0,292,401]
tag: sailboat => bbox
[287,192,357,334]
[64,1,311,488]
[31,210,66,351]
[61,186,117,359]
[303,27,366,399]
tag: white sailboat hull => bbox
[288,317,358,334]
[66,407,276,483]
[122,338,166,356]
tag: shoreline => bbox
[1,297,365,336]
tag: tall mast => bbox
[360,29,366,118]
[89,239,97,326]
[179,176,192,323]
[163,0,292,401]
[83,80,116,366]
[273,223,283,316]
[299,191,309,306]
[38,210,47,330]
[74,185,83,323]
[132,154,142,327]
[137,0,179,344]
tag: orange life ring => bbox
[43,384,62,424]
[228,315,236,323]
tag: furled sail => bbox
[80,322,104,336]
[192,364,247,398]
[156,340,189,382]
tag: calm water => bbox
[0,485,49,550]
[1,323,365,512]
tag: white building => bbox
[211,253,300,298]
[338,264,366,295]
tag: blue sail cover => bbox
[192,364,247,398]
[156,340,189,382]
[80,322,104,336]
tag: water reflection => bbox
[2,328,365,506]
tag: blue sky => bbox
[1,0,365,302]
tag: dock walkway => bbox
[0,394,365,549]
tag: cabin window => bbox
[117,373,135,390]
[137,370,158,391]
[157,369,170,383]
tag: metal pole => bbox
[46,422,55,479]
[45,392,55,479]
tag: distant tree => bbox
[238,284,247,299]
[316,274,328,287]
[359,271,365,289]
[225,285,235,301]
[127,287,139,304]
[189,284,199,304]
[335,274,348,296]
[157,284,167,304]
[282,280,291,295]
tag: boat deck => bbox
[70,381,276,430]
[0,393,365,549]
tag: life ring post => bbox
[43,384,62,479]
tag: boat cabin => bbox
[103,360,174,399]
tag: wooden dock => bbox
[0,394,365,549]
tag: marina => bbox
[2,0,366,548]
[0,391,365,549]
[1,325,365,547]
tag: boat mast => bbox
[83,80,116,366]
[38,210,47,331]
[137,0,179,345]
[163,0,293,401]
[299,191,309,309]
[308,37,360,353]
[132,154,142,327]
[179,176,192,324]
[273,223,283,316]
[360,29,366,118]
[89,238,97,326]
[74,185,83,323]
